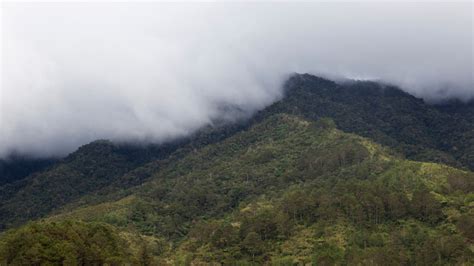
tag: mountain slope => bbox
[0,156,56,185]
[2,114,472,264]
[0,140,162,229]
[0,121,251,229]
[261,74,474,170]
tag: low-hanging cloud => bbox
[1,2,472,158]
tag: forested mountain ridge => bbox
[261,74,474,171]
[0,121,253,229]
[0,74,473,264]
[0,156,57,185]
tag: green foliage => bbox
[0,220,134,265]
[263,74,474,171]
[0,141,146,229]
[0,156,56,185]
[311,242,344,266]
[0,119,251,229]
[456,214,474,241]
[241,232,264,259]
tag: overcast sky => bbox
[1,2,473,158]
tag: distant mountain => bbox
[1,74,473,264]
[0,156,57,185]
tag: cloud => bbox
[1,2,472,158]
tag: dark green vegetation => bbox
[0,156,56,185]
[0,123,249,229]
[1,74,473,264]
[265,74,474,171]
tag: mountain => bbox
[0,123,251,229]
[0,74,473,265]
[264,74,474,171]
[0,156,57,185]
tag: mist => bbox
[1,2,472,158]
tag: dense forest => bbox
[0,156,56,185]
[1,74,473,265]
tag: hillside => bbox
[0,157,56,185]
[1,113,473,265]
[261,74,474,171]
[0,121,250,229]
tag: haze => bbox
[1,2,472,158]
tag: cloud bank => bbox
[1,2,472,158]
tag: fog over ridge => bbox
[1,2,472,158]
